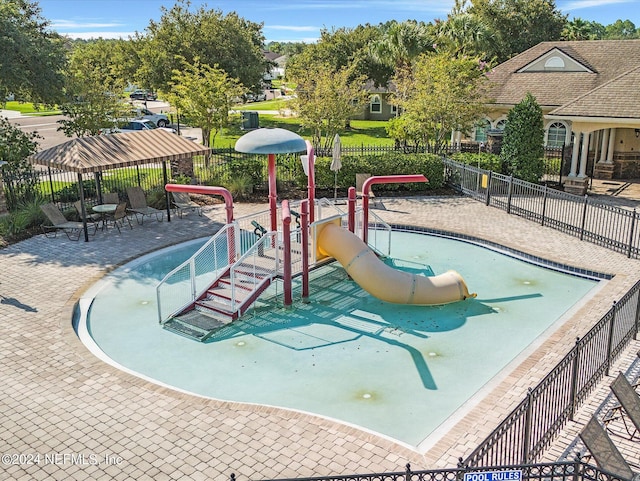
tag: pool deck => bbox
[1,192,640,480]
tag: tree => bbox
[0,116,40,210]
[433,12,494,59]
[286,25,391,87]
[137,0,266,94]
[466,0,566,62]
[58,39,134,137]
[561,18,598,40]
[164,59,244,155]
[605,19,639,39]
[389,52,490,153]
[369,20,435,91]
[0,0,67,104]
[290,64,368,150]
[499,92,545,183]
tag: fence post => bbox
[405,463,412,481]
[507,175,514,214]
[580,195,588,241]
[485,171,492,206]
[635,283,640,340]
[606,301,617,376]
[627,209,637,258]
[569,337,580,420]
[541,186,549,227]
[522,387,533,464]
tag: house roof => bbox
[29,129,210,174]
[487,40,640,113]
[549,65,640,119]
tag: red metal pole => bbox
[361,175,428,244]
[305,141,315,225]
[300,200,309,300]
[281,200,292,306]
[347,187,356,233]
[164,184,234,223]
[165,184,236,262]
[268,153,277,233]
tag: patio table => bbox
[92,204,117,230]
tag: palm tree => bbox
[562,18,595,40]
[434,13,494,58]
[370,20,434,72]
[369,21,434,110]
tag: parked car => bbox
[244,92,267,103]
[129,89,157,101]
[105,119,176,134]
[131,108,170,127]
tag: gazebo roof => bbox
[29,129,211,174]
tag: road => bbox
[2,101,194,152]
[7,114,70,151]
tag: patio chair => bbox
[73,200,101,224]
[605,372,640,439]
[103,192,120,204]
[355,173,384,209]
[104,202,133,233]
[579,415,636,481]
[171,191,202,218]
[40,203,97,241]
[126,186,164,225]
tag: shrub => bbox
[450,152,502,172]
[310,152,444,193]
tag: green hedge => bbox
[449,152,502,172]
[306,152,444,192]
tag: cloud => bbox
[59,31,136,40]
[50,19,125,29]
[560,0,634,10]
[260,0,452,13]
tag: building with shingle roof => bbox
[478,40,640,194]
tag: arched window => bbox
[495,119,507,131]
[544,56,565,69]
[370,95,381,113]
[475,119,491,142]
[547,122,567,147]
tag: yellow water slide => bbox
[316,222,476,305]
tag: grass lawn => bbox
[233,98,290,111]
[2,101,61,115]
[213,112,393,149]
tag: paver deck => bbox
[1,194,639,480]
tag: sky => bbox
[36,0,640,43]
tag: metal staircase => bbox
[158,227,281,341]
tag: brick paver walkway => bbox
[1,196,639,480]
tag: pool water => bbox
[79,231,601,449]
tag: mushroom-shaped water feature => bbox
[235,128,307,233]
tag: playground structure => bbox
[157,129,475,341]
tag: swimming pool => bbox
[77,230,602,449]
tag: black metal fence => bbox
[443,159,640,259]
[26,145,565,212]
[443,158,640,467]
[463,284,640,467]
[242,460,628,481]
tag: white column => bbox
[598,129,609,163]
[607,128,616,162]
[569,132,581,177]
[578,132,590,177]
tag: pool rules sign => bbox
[464,470,523,481]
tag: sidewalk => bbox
[0,109,23,119]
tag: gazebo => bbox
[28,129,210,241]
